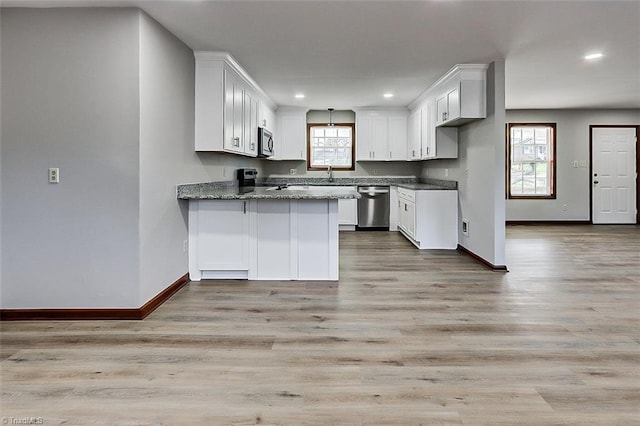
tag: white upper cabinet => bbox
[388,113,408,160]
[273,107,306,160]
[408,108,422,160]
[223,68,245,154]
[408,98,457,161]
[435,84,460,126]
[407,63,487,160]
[424,99,458,159]
[243,89,259,156]
[356,113,373,160]
[194,51,276,156]
[259,102,276,133]
[224,68,259,156]
[356,109,408,161]
[433,64,487,127]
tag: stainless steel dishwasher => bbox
[357,186,390,230]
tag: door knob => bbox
[594,181,599,184]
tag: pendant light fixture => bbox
[328,108,335,127]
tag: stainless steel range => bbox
[236,168,257,193]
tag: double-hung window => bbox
[507,123,557,199]
[307,123,355,171]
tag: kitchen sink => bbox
[266,185,343,191]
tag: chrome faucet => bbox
[327,165,334,182]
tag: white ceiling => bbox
[4,0,640,110]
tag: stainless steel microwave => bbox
[258,127,274,158]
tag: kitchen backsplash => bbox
[262,160,422,177]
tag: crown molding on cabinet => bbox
[194,51,277,111]
[408,64,489,111]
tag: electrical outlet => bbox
[289,168,297,175]
[462,219,469,236]
[573,161,579,168]
[562,204,568,211]
[183,240,188,253]
[373,169,377,175]
[445,168,449,177]
[48,168,59,183]
[579,160,587,168]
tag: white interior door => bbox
[592,127,637,224]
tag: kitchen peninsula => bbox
[178,174,458,282]
[178,181,359,281]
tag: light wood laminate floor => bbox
[2,225,639,425]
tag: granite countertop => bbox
[177,176,457,200]
[177,182,359,200]
[395,183,456,191]
[262,176,457,190]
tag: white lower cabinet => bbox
[397,188,416,239]
[397,188,458,249]
[402,199,416,239]
[189,199,339,281]
[189,200,250,279]
[338,186,358,228]
[338,198,358,227]
[389,186,399,231]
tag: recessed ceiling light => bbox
[383,93,394,98]
[295,93,305,99]
[584,52,604,60]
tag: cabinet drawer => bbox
[397,187,415,202]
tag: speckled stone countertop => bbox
[396,179,458,191]
[177,181,359,200]
[262,176,457,191]
[177,176,457,200]
[397,183,454,190]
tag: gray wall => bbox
[1,8,264,309]
[1,8,141,308]
[138,13,194,304]
[506,109,640,221]
[421,61,506,267]
[137,12,265,304]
